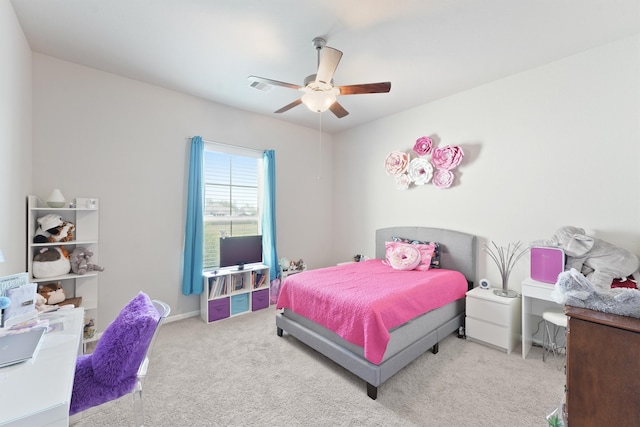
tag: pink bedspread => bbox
[276,259,468,364]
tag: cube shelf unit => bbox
[200,264,270,323]
[27,195,100,346]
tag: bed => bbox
[275,226,477,399]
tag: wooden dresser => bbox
[564,306,640,426]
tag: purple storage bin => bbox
[208,297,230,322]
[252,289,270,311]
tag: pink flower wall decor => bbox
[395,174,411,190]
[413,136,433,157]
[431,145,464,170]
[384,151,409,176]
[408,157,433,185]
[385,135,465,190]
[433,169,454,189]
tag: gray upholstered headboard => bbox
[376,227,477,285]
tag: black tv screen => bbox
[219,235,263,269]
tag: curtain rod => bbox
[186,136,264,155]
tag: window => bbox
[203,145,262,269]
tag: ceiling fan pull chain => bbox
[317,112,322,180]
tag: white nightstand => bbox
[281,268,305,280]
[465,286,522,354]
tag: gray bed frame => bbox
[276,226,477,399]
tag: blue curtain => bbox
[262,150,279,281]
[182,136,204,295]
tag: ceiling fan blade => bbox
[274,98,303,114]
[337,82,391,95]
[329,101,349,118]
[315,47,343,84]
[248,76,301,90]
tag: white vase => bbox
[47,189,66,208]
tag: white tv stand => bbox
[200,264,270,323]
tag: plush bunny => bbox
[536,226,640,290]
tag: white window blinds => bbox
[203,144,262,269]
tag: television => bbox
[219,235,263,270]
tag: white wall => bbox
[32,55,334,326]
[0,2,32,276]
[6,4,639,324]
[332,36,640,292]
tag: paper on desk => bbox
[0,318,49,337]
[3,282,37,327]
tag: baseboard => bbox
[165,310,199,323]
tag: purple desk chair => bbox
[70,292,170,426]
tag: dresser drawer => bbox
[467,297,510,326]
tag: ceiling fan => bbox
[248,37,391,118]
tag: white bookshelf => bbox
[200,264,270,323]
[27,195,100,346]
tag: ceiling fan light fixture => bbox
[302,88,338,113]
[249,37,390,118]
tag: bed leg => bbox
[431,342,439,354]
[277,327,283,337]
[366,383,378,400]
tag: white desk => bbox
[0,308,84,426]
[521,277,563,359]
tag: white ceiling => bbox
[10,0,640,134]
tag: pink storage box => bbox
[530,246,565,284]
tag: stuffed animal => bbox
[32,246,71,278]
[84,317,96,339]
[552,268,640,319]
[33,214,75,243]
[279,258,290,271]
[287,259,305,271]
[34,293,48,312]
[38,282,66,305]
[69,246,104,275]
[534,226,640,290]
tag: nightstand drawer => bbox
[466,318,509,349]
[467,297,510,326]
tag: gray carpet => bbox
[72,306,565,426]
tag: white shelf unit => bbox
[200,264,270,323]
[26,195,100,345]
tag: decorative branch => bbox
[483,241,528,290]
